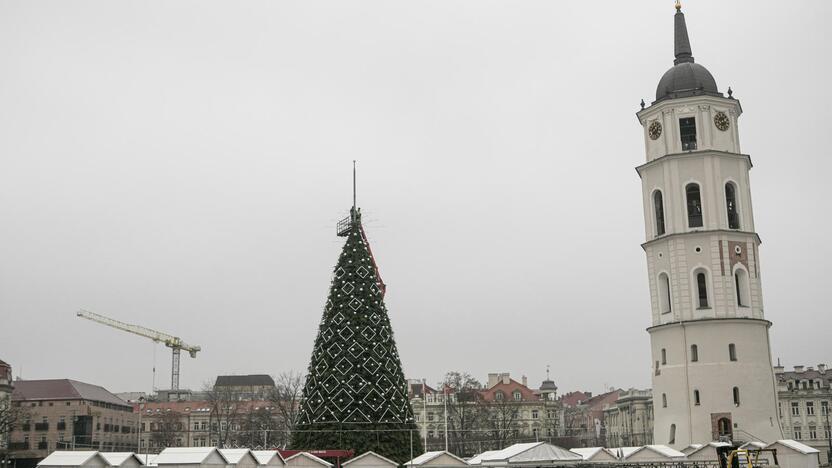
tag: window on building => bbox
[691,344,699,362]
[733,387,741,406]
[428,430,435,439]
[793,426,802,440]
[495,391,504,401]
[658,273,672,314]
[725,182,740,229]
[729,343,737,361]
[735,268,750,307]
[655,360,660,376]
[513,391,522,402]
[193,421,199,431]
[662,393,667,408]
[428,413,435,422]
[654,191,666,236]
[679,117,697,150]
[821,401,829,415]
[669,424,676,445]
[825,428,832,440]
[807,402,815,415]
[792,402,800,416]
[693,389,700,406]
[661,348,667,365]
[696,271,709,308]
[809,426,817,440]
[686,183,703,227]
[532,410,539,419]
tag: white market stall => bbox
[251,451,286,468]
[101,453,145,468]
[156,447,229,468]
[568,447,618,463]
[342,452,399,468]
[38,451,109,468]
[404,451,469,468]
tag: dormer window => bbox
[680,117,697,150]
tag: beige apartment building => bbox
[603,389,654,448]
[775,364,832,464]
[8,379,138,463]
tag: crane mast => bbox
[76,309,201,390]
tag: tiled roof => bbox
[215,375,275,387]
[13,379,129,407]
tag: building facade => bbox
[775,364,832,464]
[603,389,654,448]
[636,4,783,448]
[560,389,620,447]
[0,359,13,455]
[409,373,560,456]
[8,379,138,462]
[214,375,276,401]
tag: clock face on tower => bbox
[714,111,730,131]
[648,120,663,140]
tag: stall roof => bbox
[284,452,334,468]
[568,448,616,461]
[478,443,581,465]
[39,451,107,467]
[156,448,228,465]
[252,451,286,466]
[467,452,500,465]
[623,445,685,460]
[219,449,254,464]
[404,452,468,467]
[766,440,820,454]
[342,452,399,467]
[100,453,143,466]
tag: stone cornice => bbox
[647,316,772,333]
[635,150,752,177]
[641,229,762,250]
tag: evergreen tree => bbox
[292,207,422,462]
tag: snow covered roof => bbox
[621,445,685,460]
[739,441,767,450]
[139,455,157,467]
[219,449,255,464]
[404,451,468,466]
[39,451,107,467]
[685,442,731,457]
[568,448,615,461]
[467,452,500,465]
[100,453,143,466]
[252,451,286,466]
[475,443,581,465]
[342,452,399,467]
[285,452,334,468]
[767,440,821,455]
[156,448,228,465]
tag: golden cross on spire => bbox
[675,0,681,11]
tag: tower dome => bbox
[655,5,721,102]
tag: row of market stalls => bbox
[34,439,822,468]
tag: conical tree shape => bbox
[292,208,422,462]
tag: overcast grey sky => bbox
[1,1,830,396]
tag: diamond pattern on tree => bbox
[379,407,402,423]
[321,327,334,342]
[326,343,343,359]
[357,266,369,278]
[372,342,387,358]
[335,356,354,375]
[326,300,334,312]
[377,374,394,394]
[338,326,354,341]
[363,388,385,411]
[349,298,362,311]
[308,390,325,412]
[335,267,346,278]
[379,327,391,342]
[323,375,340,394]
[360,326,376,341]
[347,374,369,392]
[344,408,371,423]
[363,356,381,374]
[333,312,346,325]
[348,343,365,359]
[314,359,329,374]
[370,283,381,296]
[384,358,397,374]
[331,389,354,412]
[369,313,381,325]
[341,282,355,295]
[315,407,338,423]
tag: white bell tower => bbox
[635,3,783,448]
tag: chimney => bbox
[807,366,814,372]
[794,365,804,373]
[818,364,826,374]
[773,364,784,374]
[487,373,500,388]
[522,376,528,387]
[502,373,510,385]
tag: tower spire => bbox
[673,1,694,65]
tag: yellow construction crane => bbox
[76,309,201,390]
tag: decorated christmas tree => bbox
[291,185,422,462]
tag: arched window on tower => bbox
[669,424,676,445]
[733,387,741,406]
[729,343,737,361]
[693,389,701,406]
[735,268,750,308]
[725,182,741,229]
[690,344,698,362]
[686,183,703,228]
[695,270,710,309]
[661,348,667,365]
[658,273,672,314]
[662,393,668,408]
[654,190,666,236]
